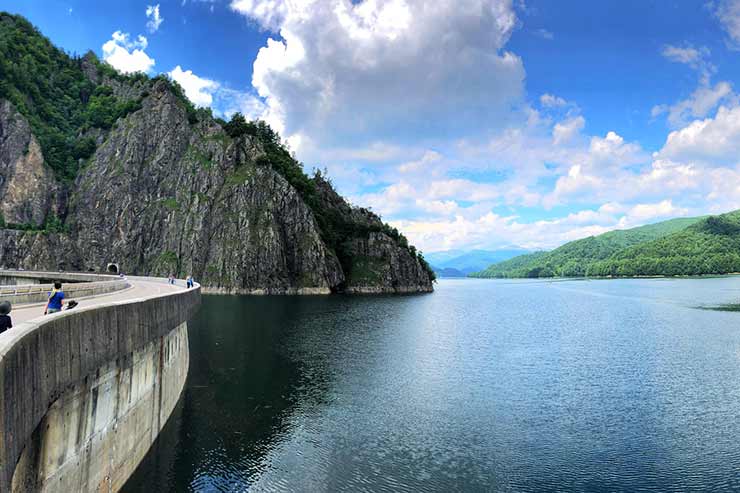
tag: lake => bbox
[123,277,740,492]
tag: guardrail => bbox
[0,280,131,305]
[0,270,120,283]
[0,273,131,305]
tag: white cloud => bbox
[212,87,266,120]
[165,64,266,118]
[653,43,733,127]
[651,79,733,128]
[661,44,711,72]
[168,65,219,107]
[552,115,584,144]
[587,131,644,168]
[101,31,155,74]
[336,100,740,252]
[540,93,567,108]
[146,4,164,33]
[713,0,740,48]
[234,0,525,146]
[621,200,687,225]
[230,0,288,31]
[388,198,688,252]
[657,104,740,164]
[398,150,442,174]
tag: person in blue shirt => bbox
[44,281,65,315]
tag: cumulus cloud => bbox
[388,198,688,252]
[146,4,164,33]
[540,93,568,108]
[169,65,219,107]
[230,0,288,31]
[552,115,584,144]
[233,0,525,147]
[657,104,740,164]
[343,100,740,252]
[102,31,155,73]
[167,65,267,119]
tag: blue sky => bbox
[6,0,740,252]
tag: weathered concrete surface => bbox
[0,279,130,305]
[0,270,120,284]
[11,323,188,492]
[0,276,41,286]
[0,275,200,492]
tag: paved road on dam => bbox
[11,277,186,325]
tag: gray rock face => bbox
[0,81,432,294]
[314,176,434,293]
[0,101,62,226]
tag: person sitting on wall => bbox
[0,301,12,334]
[44,281,65,315]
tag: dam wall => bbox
[0,279,200,492]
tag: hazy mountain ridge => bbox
[426,249,529,277]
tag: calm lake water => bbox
[124,277,740,492]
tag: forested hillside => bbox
[587,211,740,276]
[471,216,704,278]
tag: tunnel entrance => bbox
[107,263,119,274]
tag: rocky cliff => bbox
[0,13,433,294]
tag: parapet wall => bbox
[0,270,121,284]
[0,279,131,305]
[0,279,200,492]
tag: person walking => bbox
[0,301,12,335]
[44,281,65,315]
[186,275,194,288]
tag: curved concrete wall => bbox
[0,279,200,492]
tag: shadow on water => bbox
[122,295,323,492]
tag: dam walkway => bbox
[8,274,186,324]
[0,269,201,492]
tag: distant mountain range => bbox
[425,249,529,277]
[470,212,740,278]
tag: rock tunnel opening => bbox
[107,263,119,274]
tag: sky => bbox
[6,0,740,253]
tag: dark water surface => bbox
[124,277,740,492]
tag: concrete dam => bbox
[0,270,201,492]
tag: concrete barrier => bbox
[0,278,201,492]
[0,279,131,305]
[0,270,122,284]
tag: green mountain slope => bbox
[471,216,703,278]
[587,210,740,276]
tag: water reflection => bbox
[124,296,313,491]
[126,278,740,492]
